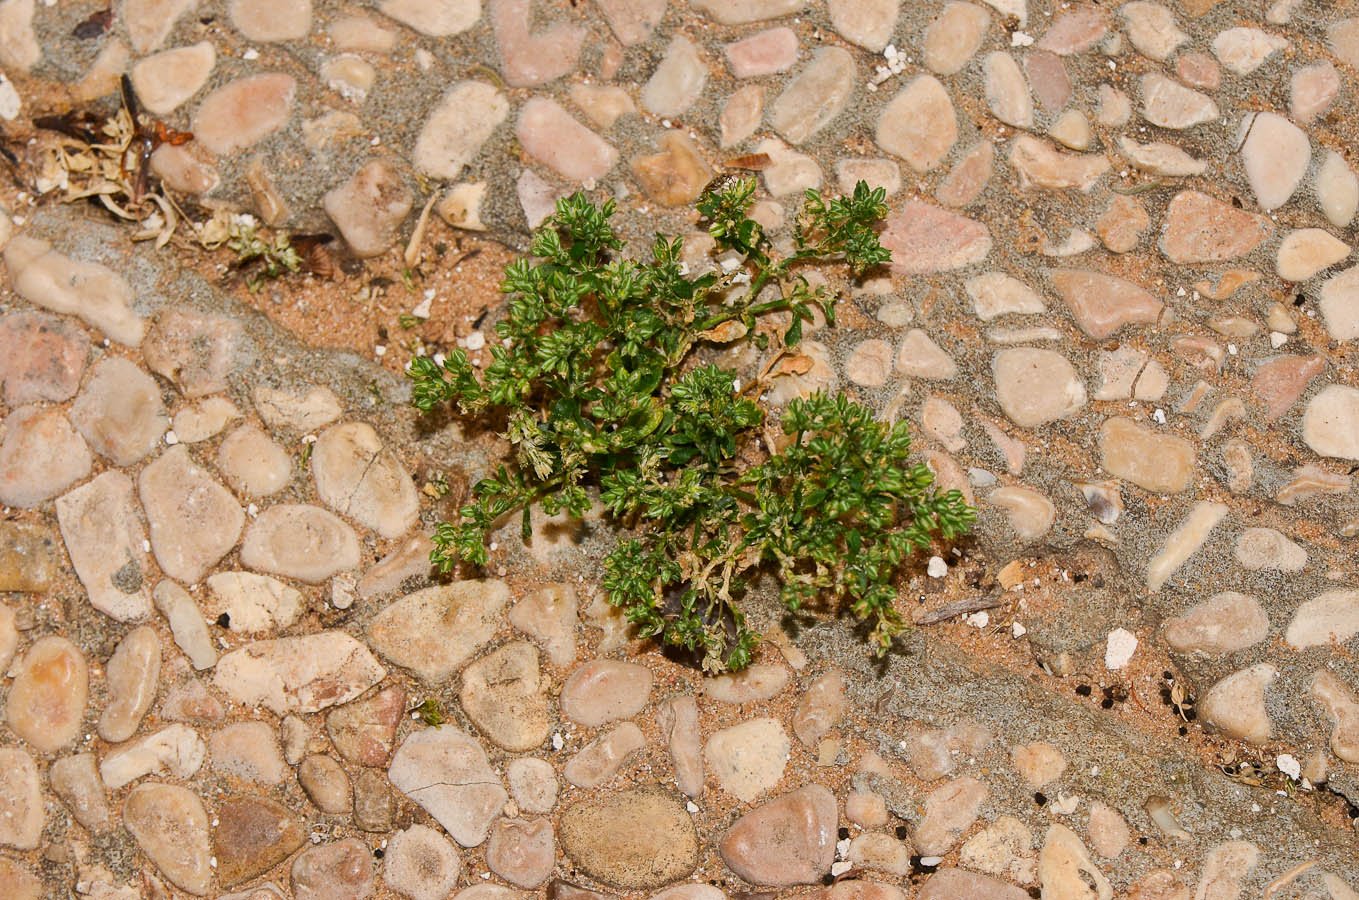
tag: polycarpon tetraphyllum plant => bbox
[408,179,975,672]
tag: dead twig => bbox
[913,594,1007,626]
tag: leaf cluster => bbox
[410,179,973,670]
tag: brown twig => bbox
[913,594,1007,626]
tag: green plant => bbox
[409,180,974,671]
[227,216,301,291]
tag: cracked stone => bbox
[213,631,385,714]
[388,725,508,847]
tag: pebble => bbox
[461,641,551,751]
[217,425,292,497]
[1049,269,1163,339]
[1309,672,1359,763]
[210,721,288,784]
[1234,528,1307,572]
[719,784,836,886]
[493,0,584,87]
[0,404,91,508]
[0,312,86,405]
[1038,824,1111,900]
[140,445,244,584]
[518,99,618,182]
[720,85,765,148]
[385,825,462,900]
[508,757,558,814]
[214,794,306,886]
[643,36,707,118]
[330,14,396,51]
[792,670,848,746]
[1212,27,1286,75]
[631,131,714,207]
[0,748,41,849]
[561,659,653,726]
[846,339,894,386]
[144,307,240,398]
[1194,842,1258,900]
[240,504,361,583]
[560,787,698,889]
[1026,51,1070,111]
[769,47,856,145]
[130,42,216,115]
[919,868,1029,900]
[993,348,1085,427]
[1140,73,1217,129]
[1286,590,1359,649]
[152,581,217,669]
[875,75,956,172]
[983,52,1033,128]
[704,664,790,703]
[658,695,704,798]
[689,0,806,26]
[726,27,798,78]
[353,767,398,832]
[191,73,297,156]
[1011,741,1066,787]
[901,720,993,781]
[936,141,993,206]
[1163,592,1269,655]
[1176,51,1220,90]
[323,160,414,258]
[388,725,508,847]
[837,159,900,196]
[1316,151,1358,227]
[705,717,790,801]
[0,0,38,70]
[1098,417,1194,493]
[326,684,405,766]
[313,422,419,538]
[123,783,212,895]
[896,329,958,379]
[56,472,152,622]
[1321,265,1359,341]
[368,580,509,681]
[150,141,220,194]
[1277,228,1349,281]
[161,676,224,721]
[205,571,302,633]
[570,84,636,130]
[253,385,341,433]
[70,358,166,466]
[1290,61,1340,124]
[213,631,385,714]
[914,776,988,855]
[1038,6,1106,54]
[1097,195,1150,252]
[596,0,664,44]
[849,833,911,876]
[99,723,206,788]
[883,202,991,273]
[508,583,578,666]
[1146,501,1227,591]
[379,0,478,36]
[1200,664,1276,744]
[1121,2,1186,60]
[847,791,889,828]
[960,816,1035,883]
[1088,801,1131,858]
[98,626,160,742]
[757,137,821,196]
[1302,385,1359,460]
[828,0,896,50]
[486,818,556,888]
[0,526,55,596]
[1118,137,1206,176]
[412,83,509,181]
[299,754,352,813]
[1048,110,1091,150]
[3,235,143,345]
[1240,112,1310,211]
[924,3,990,74]
[49,752,109,830]
[291,837,374,900]
[6,635,87,753]
[1160,191,1272,263]
[1252,354,1325,421]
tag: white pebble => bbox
[927,556,948,578]
[1104,627,1138,669]
[1277,754,1301,780]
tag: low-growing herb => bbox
[410,180,974,671]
